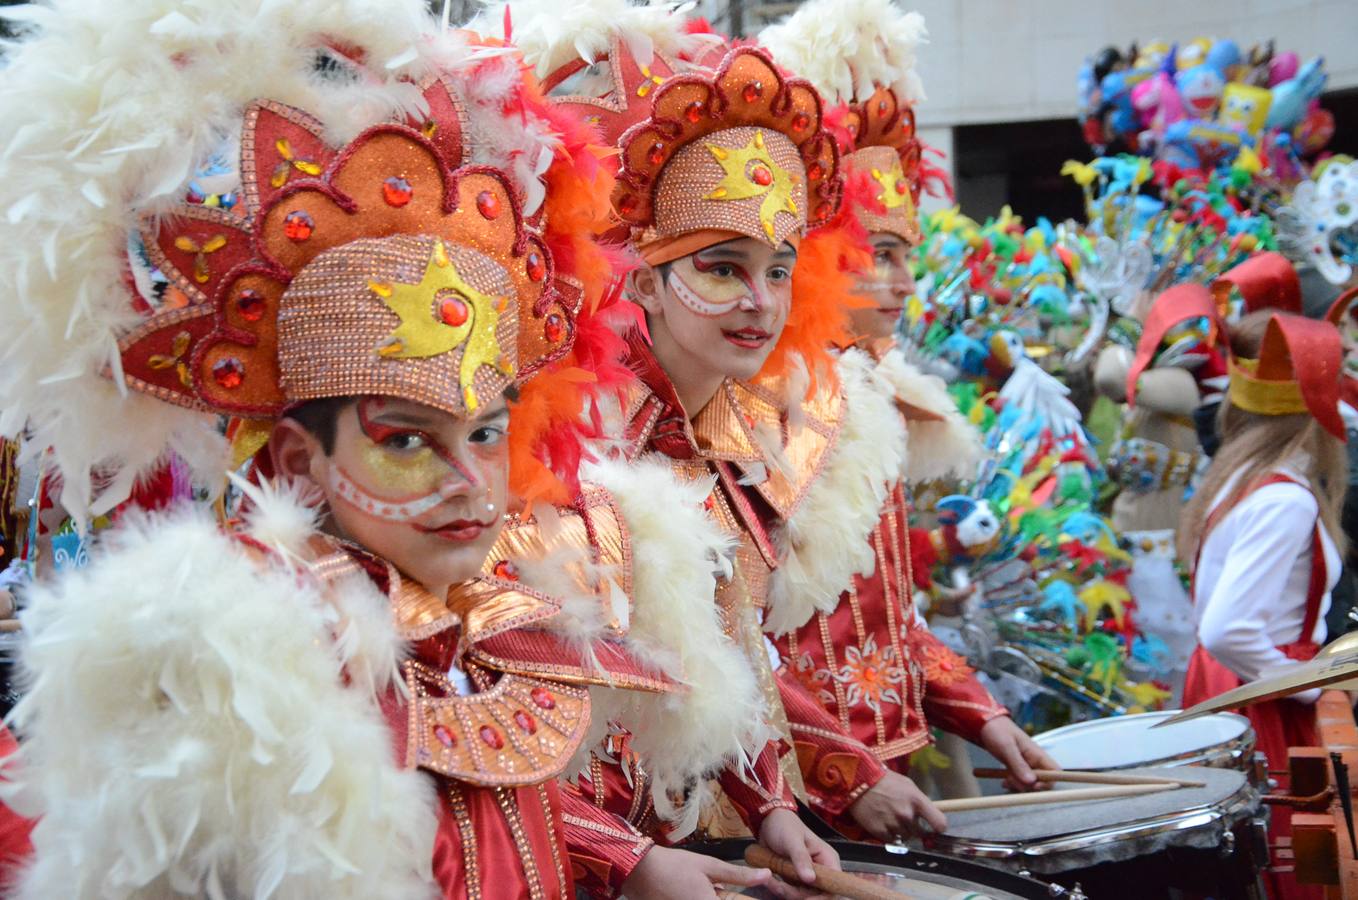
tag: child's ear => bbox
[629,264,665,317]
[269,417,325,487]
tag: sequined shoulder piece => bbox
[404,661,590,787]
[455,484,634,644]
[692,374,845,520]
[466,626,675,694]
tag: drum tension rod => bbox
[1330,751,1358,858]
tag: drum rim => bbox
[685,838,1055,898]
[1034,711,1257,772]
[931,780,1261,870]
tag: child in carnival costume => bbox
[483,0,885,868]
[488,0,1045,851]
[759,0,1058,818]
[0,2,789,897]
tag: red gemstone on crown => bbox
[544,313,565,343]
[476,190,501,219]
[438,293,469,327]
[896,179,909,195]
[742,81,763,103]
[513,710,537,735]
[685,101,705,123]
[750,166,773,187]
[479,725,504,750]
[531,687,556,710]
[282,210,313,241]
[493,559,519,581]
[647,142,665,166]
[433,724,456,748]
[383,176,413,207]
[211,357,244,389]
[526,252,546,282]
[792,112,810,131]
[236,289,265,322]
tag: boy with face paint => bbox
[757,0,1060,833]
[0,9,781,898]
[487,4,968,868]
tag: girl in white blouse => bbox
[1179,309,1348,900]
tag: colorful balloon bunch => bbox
[1079,38,1333,181]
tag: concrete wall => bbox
[909,0,1358,129]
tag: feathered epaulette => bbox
[6,480,437,898]
[871,346,985,483]
[765,347,906,635]
[758,0,927,106]
[576,454,773,836]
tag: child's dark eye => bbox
[768,266,791,282]
[470,425,506,446]
[383,432,427,451]
[708,264,736,278]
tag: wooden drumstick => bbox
[936,782,1175,812]
[743,844,912,900]
[972,767,1205,788]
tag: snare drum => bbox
[690,838,1063,899]
[1034,709,1265,783]
[932,766,1266,898]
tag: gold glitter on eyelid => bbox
[357,441,449,497]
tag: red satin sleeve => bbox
[775,667,885,822]
[715,738,797,835]
[558,782,654,898]
[908,624,1008,743]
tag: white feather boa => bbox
[0,0,564,524]
[758,0,927,105]
[531,455,772,836]
[6,482,438,899]
[872,348,984,483]
[764,348,906,636]
[472,0,721,80]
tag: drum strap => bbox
[1196,473,1326,651]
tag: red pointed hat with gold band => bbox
[1211,251,1302,318]
[760,0,930,247]
[1128,252,1306,406]
[1227,312,1346,440]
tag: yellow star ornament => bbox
[371,239,514,411]
[870,161,915,215]
[705,130,798,241]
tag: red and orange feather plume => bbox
[507,72,638,508]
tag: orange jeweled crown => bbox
[548,42,840,265]
[833,88,923,245]
[118,76,577,422]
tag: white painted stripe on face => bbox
[670,268,747,318]
[329,465,446,523]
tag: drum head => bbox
[934,766,1259,875]
[1034,710,1252,770]
[688,839,1053,899]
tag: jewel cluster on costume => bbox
[117,76,577,421]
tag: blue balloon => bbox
[1205,38,1240,75]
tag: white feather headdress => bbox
[472,0,719,79]
[0,0,564,525]
[758,0,927,106]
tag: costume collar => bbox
[622,332,846,521]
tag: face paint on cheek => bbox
[668,268,749,317]
[329,464,448,523]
